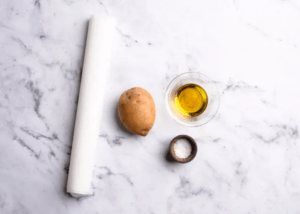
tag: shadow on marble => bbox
[163,140,177,163]
[165,150,175,162]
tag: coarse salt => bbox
[174,138,192,159]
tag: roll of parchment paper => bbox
[67,16,116,198]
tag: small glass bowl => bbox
[165,72,220,127]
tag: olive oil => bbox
[175,84,208,116]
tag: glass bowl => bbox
[165,72,220,127]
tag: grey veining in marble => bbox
[0,0,300,213]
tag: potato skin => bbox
[118,87,156,136]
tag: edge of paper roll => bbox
[68,188,91,198]
[70,192,87,198]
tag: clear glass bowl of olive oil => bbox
[165,72,220,126]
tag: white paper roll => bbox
[67,16,116,198]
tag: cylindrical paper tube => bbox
[67,16,116,198]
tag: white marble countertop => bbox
[1,0,300,213]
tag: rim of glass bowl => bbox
[165,72,220,127]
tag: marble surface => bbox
[0,0,300,213]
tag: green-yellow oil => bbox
[175,83,208,116]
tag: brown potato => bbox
[118,87,156,136]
